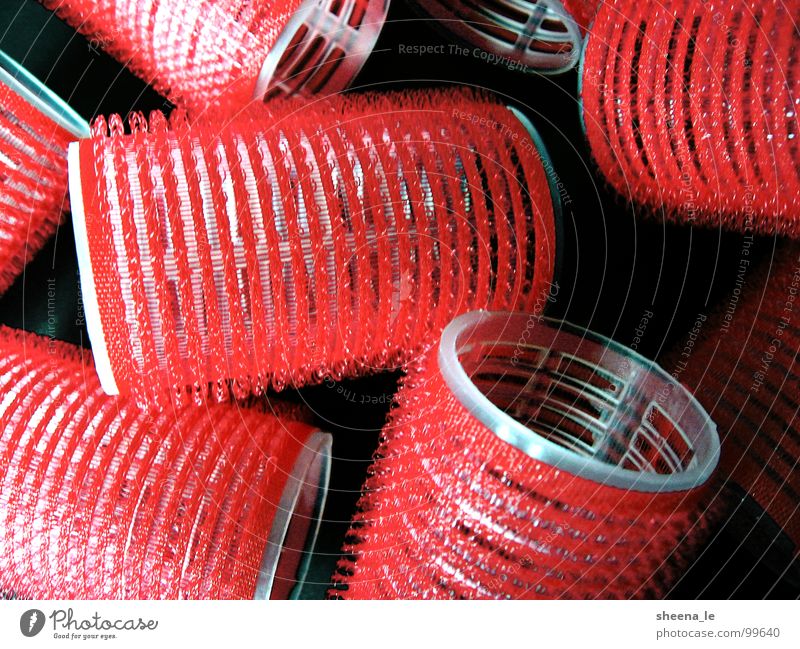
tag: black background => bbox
[0,0,797,599]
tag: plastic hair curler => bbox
[39,0,390,113]
[332,311,720,599]
[0,326,332,599]
[258,0,391,99]
[406,0,598,74]
[580,0,800,234]
[68,89,559,406]
[0,51,89,296]
[662,246,800,554]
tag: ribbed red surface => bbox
[72,89,558,406]
[0,326,314,599]
[332,322,716,599]
[582,0,800,234]
[40,0,304,113]
[663,247,800,551]
[561,0,597,31]
[0,79,71,295]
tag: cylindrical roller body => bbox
[69,90,558,405]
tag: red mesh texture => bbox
[0,326,316,599]
[71,89,558,406]
[560,0,598,32]
[332,321,717,599]
[0,79,72,296]
[581,0,800,235]
[406,0,595,73]
[663,247,800,551]
[40,0,305,114]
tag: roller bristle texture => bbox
[332,326,716,599]
[663,246,800,551]
[73,89,558,406]
[40,0,304,113]
[561,0,599,31]
[582,0,800,234]
[0,80,72,296]
[0,326,311,599]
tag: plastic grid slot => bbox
[69,89,558,406]
[0,326,320,599]
[406,0,596,74]
[260,0,390,99]
[581,0,800,234]
[332,313,719,599]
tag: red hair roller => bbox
[68,89,559,406]
[0,326,332,599]
[332,311,720,599]
[39,0,390,113]
[581,0,800,234]
[0,51,89,296]
[663,247,800,553]
[406,1,598,74]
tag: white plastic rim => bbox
[408,0,583,74]
[255,430,332,600]
[0,51,90,139]
[516,0,584,73]
[253,0,317,98]
[254,0,390,98]
[438,311,720,493]
[575,17,593,140]
[536,0,583,73]
[68,141,119,395]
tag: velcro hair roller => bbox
[68,89,559,406]
[0,51,89,296]
[663,247,800,553]
[0,326,332,599]
[332,311,720,599]
[406,1,598,74]
[39,0,390,113]
[581,0,800,234]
